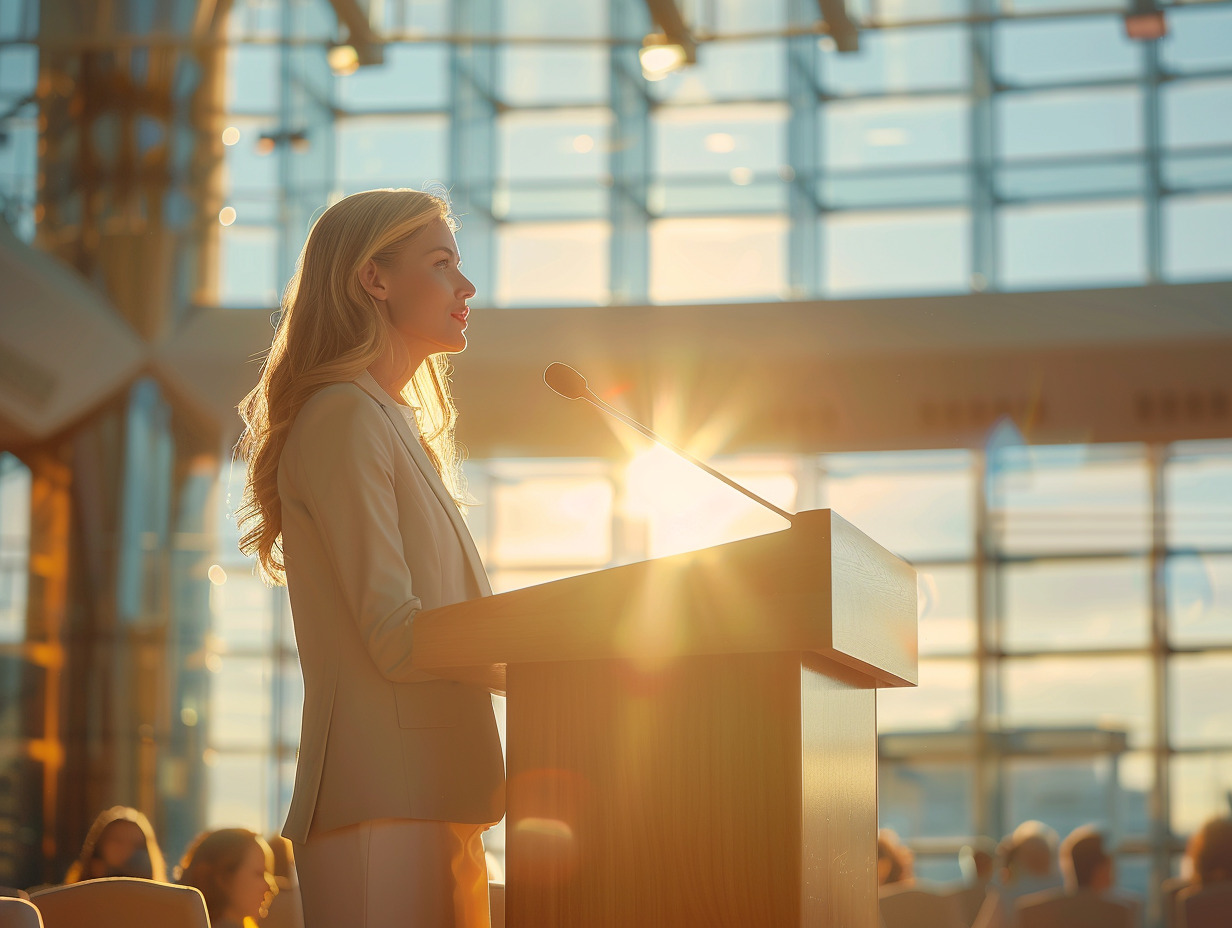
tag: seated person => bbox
[1175,816,1232,928]
[973,822,1063,928]
[177,828,277,928]
[1016,825,1140,928]
[64,806,167,883]
[948,839,996,927]
[878,829,964,928]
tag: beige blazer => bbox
[277,370,505,844]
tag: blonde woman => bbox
[236,189,504,928]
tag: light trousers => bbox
[294,818,491,928]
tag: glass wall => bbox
[204,0,1232,307]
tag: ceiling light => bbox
[640,34,687,81]
[328,44,360,76]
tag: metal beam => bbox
[327,0,384,66]
[817,0,859,52]
[642,0,697,64]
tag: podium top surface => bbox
[412,508,917,694]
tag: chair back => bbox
[30,878,208,928]
[1016,891,1136,928]
[0,898,43,928]
[879,886,965,928]
[945,883,987,927]
[1179,882,1232,928]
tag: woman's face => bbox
[224,844,275,922]
[96,820,146,871]
[362,215,476,375]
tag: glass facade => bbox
[0,0,1229,911]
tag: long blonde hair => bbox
[235,188,465,586]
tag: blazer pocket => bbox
[393,680,465,729]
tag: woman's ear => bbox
[359,259,388,301]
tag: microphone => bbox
[543,362,795,524]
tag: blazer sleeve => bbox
[286,386,425,682]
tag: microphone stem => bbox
[585,393,796,525]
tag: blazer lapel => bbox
[352,371,492,597]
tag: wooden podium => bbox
[414,508,917,927]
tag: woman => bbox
[65,806,167,883]
[177,829,277,927]
[236,188,504,928]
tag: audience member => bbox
[1174,816,1232,928]
[177,828,277,928]
[971,821,1062,928]
[1186,815,1232,888]
[1015,825,1140,928]
[262,834,305,928]
[64,806,167,883]
[877,830,965,928]
[948,839,996,927]
[878,829,914,887]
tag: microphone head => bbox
[544,362,590,400]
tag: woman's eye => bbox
[435,260,449,268]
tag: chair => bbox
[0,898,43,928]
[1161,877,1190,928]
[1016,889,1137,928]
[29,878,208,928]
[879,885,966,928]
[1178,881,1232,928]
[946,883,989,927]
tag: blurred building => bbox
[0,0,1230,924]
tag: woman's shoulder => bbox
[285,381,392,454]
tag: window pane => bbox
[879,760,974,840]
[820,25,968,95]
[823,209,970,297]
[917,565,976,656]
[1000,559,1150,652]
[654,104,787,178]
[1166,444,1232,550]
[1163,194,1232,282]
[499,0,607,38]
[1169,653,1232,749]
[1160,6,1232,75]
[206,752,268,830]
[1163,79,1232,149]
[501,46,607,106]
[878,658,976,734]
[998,200,1145,290]
[998,161,1143,200]
[988,445,1151,556]
[499,109,611,183]
[336,116,448,186]
[649,215,787,303]
[1167,554,1232,647]
[824,97,968,170]
[650,40,785,104]
[337,43,449,111]
[1000,656,1153,748]
[995,16,1140,85]
[226,46,279,113]
[211,573,274,651]
[822,450,974,561]
[491,473,613,566]
[1170,752,1232,835]
[209,656,273,749]
[1004,753,1150,843]
[496,221,610,307]
[0,456,31,645]
[218,225,280,307]
[998,88,1142,159]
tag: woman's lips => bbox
[451,307,469,324]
